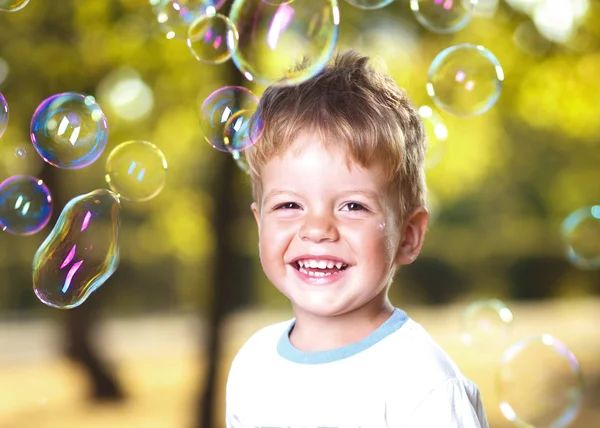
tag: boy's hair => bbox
[245,50,427,221]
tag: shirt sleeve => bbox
[225,355,242,428]
[406,378,489,428]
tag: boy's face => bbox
[251,132,427,319]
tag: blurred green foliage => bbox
[0,0,599,316]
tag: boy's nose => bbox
[299,214,339,242]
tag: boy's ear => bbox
[251,202,260,232]
[395,206,429,266]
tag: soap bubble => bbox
[344,0,394,9]
[0,92,8,138]
[427,44,504,117]
[0,0,30,12]
[232,149,249,175]
[200,86,262,152]
[156,0,225,40]
[0,175,52,236]
[418,105,447,169]
[561,205,600,269]
[461,299,513,349]
[30,92,109,169]
[229,0,340,85]
[105,141,168,202]
[187,13,238,64]
[498,334,583,428]
[14,147,27,158]
[33,189,121,309]
[411,0,478,34]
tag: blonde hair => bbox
[245,50,427,220]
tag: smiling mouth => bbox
[292,260,349,277]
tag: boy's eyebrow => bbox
[264,189,381,202]
[263,190,303,203]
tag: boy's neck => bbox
[288,299,395,353]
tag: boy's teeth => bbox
[296,259,348,269]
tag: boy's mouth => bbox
[291,258,349,277]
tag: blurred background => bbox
[1,0,600,427]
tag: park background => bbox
[1,0,600,427]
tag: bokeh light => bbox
[0,175,52,236]
[411,0,478,34]
[0,92,8,138]
[461,299,513,349]
[97,67,154,122]
[561,205,600,269]
[33,189,121,309]
[344,0,394,9]
[229,0,340,86]
[419,105,448,169]
[427,44,504,117]
[200,86,262,152]
[156,0,224,40]
[497,334,583,428]
[105,141,168,202]
[0,0,30,12]
[187,13,238,64]
[30,92,109,169]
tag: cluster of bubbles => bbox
[0,88,168,309]
[461,299,583,427]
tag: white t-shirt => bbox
[226,308,489,428]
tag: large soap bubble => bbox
[427,44,504,117]
[30,92,109,169]
[33,189,121,309]
[229,0,340,86]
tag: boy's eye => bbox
[342,202,367,211]
[276,202,300,210]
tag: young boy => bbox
[225,50,489,428]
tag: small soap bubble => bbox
[105,141,168,202]
[156,0,224,40]
[461,299,513,350]
[200,86,261,152]
[561,205,600,269]
[0,175,52,236]
[14,147,27,159]
[229,0,339,85]
[30,93,108,169]
[0,0,30,12]
[344,0,394,9]
[0,92,8,138]
[418,105,447,169]
[427,44,504,117]
[497,335,583,428]
[231,149,249,175]
[33,189,121,309]
[187,13,238,64]
[411,0,478,34]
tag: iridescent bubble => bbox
[200,86,260,152]
[0,92,8,138]
[561,205,600,269]
[410,0,478,34]
[461,299,513,350]
[30,92,109,169]
[0,0,30,12]
[33,189,121,309]
[497,334,583,428]
[229,0,340,86]
[344,0,394,9]
[105,141,168,202]
[224,109,264,152]
[418,105,447,169]
[187,13,238,64]
[427,44,504,117]
[0,175,52,236]
[156,0,225,40]
[14,147,27,158]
